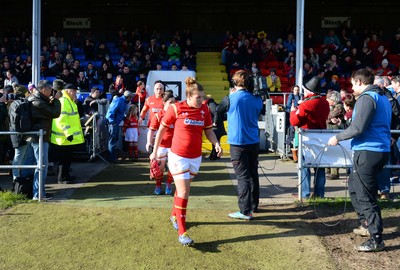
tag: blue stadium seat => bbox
[72,47,82,54]
[75,53,85,61]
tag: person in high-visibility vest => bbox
[51,83,84,184]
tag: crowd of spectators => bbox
[222,27,400,93]
[0,28,198,94]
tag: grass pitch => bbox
[0,160,336,270]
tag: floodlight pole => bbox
[32,0,41,86]
[296,0,305,201]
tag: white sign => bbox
[63,18,91,29]
[321,17,350,29]
[146,70,196,101]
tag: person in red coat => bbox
[290,76,330,199]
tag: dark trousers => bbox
[230,143,260,215]
[350,150,389,237]
[59,145,74,178]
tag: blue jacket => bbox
[351,90,391,152]
[106,95,129,125]
[227,89,263,145]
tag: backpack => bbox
[8,98,32,132]
[11,177,33,199]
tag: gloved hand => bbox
[67,135,74,142]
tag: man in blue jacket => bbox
[328,68,391,252]
[105,90,134,162]
[221,70,263,220]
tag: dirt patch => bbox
[261,204,400,270]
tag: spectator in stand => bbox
[307,47,320,70]
[325,75,341,92]
[39,54,49,78]
[76,71,89,91]
[84,62,98,88]
[130,55,141,73]
[323,29,341,52]
[27,80,61,200]
[70,60,83,76]
[181,49,196,70]
[102,55,114,73]
[155,62,162,71]
[41,44,50,60]
[359,46,374,69]
[226,48,242,74]
[366,33,382,52]
[4,70,19,86]
[97,62,111,84]
[158,43,168,61]
[59,68,76,85]
[391,32,400,55]
[340,54,356,78]
[303,62,315,83]
[96,42,110,60]
[133,40,144,60]
[266,68,281,92]
[15,61,30,85]
[304,31,316,49]
[147,39,160,61]
[132,80,147,106]
[241,47,258,70]
[170,63,178,71]
[372,45,388,67]
[167,40,181,61]
[283,53,296,78]
[273,38,286,62]
[105,90,134,162]
[103,72,114,94]
[115,56,127,74]
[283,33,296,55]
[375,59,394,76]
[83,39,95,60]
[121,65,136,91]
[221,32,237,65]
[58,37,67,55]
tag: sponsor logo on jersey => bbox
[184,118,204,126]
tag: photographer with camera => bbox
[220,70,263,220]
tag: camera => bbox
[6,93,15,101]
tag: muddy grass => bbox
[265,203,400,270]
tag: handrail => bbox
[0,129,45,201]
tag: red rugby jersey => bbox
[162,101,212,158]
[149,110,174,148]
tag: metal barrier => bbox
[265,99,290,158]
[80,99,110,163]
[0,129,45,201]
[297,129,400,200]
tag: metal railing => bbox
[0,129,45,201]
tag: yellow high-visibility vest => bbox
[51,90,84,146]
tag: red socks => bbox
[128,144,133,157]
[174,196,188,235]
[167,171,174,184]
[133,145,138,158]
[155,175,163,187]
